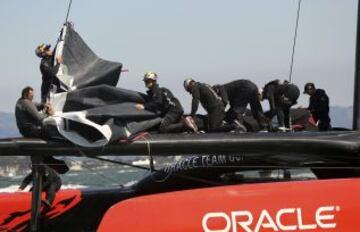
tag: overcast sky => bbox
[0,0,357,113]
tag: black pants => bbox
[277,85,300,128]
[159,110,184,133]
[227,96,267,129]
[276,105,291,128]
[42,167,62,205]
[21,158,63,206]
[276,95,298,128]
[318,120,331,131]
[20,125,60,139]
[207,107,234,132]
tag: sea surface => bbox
[0,165,150,192]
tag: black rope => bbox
[289,0,303,82]
[91,156,151,171]
[64,0,73,24]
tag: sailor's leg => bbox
[30,155,44,232]
[284,106,291,129]
[44,171,62,207]
[318,120,331,131]
[231,105,247,132]
[249,98,268,130]
[276,106,286,129]
[232,105,247,124]
[208,108,225,130]
[159,111,183,133]
[208,109,234,132]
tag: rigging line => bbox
[71,147,125,187]
[141,136,155,172]
[139,135,173,182]
[92,156,173,183]
[64,156,123,187]
[289,0,303,82]
[64,0,73,24]
[92,156,151,171]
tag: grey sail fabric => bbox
[43,23,161,147]
[55,23,122,90]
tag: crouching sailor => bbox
[136,72,197,133]
[260,80,300,132]
[184,78,234,132]
[18,156,67,208]
[213,79,269,132]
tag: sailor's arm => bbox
[191,85,200,116]
[18,173,33,191]
[217,86,229,107]
[23,100,48,122]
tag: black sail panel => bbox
[55,23,122,90]
[44,23,160,147]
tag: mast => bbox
[353,0,360,130]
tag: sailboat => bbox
[1,1,360,231]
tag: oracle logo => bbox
[202,206,340,232]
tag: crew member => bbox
[18,157,64,208]
[15,86,67,208]
[303,82,331,131]
[35,43,62,103]
[213,79,269,132]
[136,72,196,133]
[261,80,300,132]
[15,86,54,137]
[184,78,233,132]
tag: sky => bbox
[0,0,358,113]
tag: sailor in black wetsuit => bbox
[35,43,62,103]
[18,156,66,208]
[261,80,300,132]
[304,83,331,131]
[184,78,233,132]
[136,72,194,133]
[213,79,269,132]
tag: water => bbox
[0,166,149,192]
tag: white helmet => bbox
[183,78,194,90]
[143,72,158,82]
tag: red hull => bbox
[0,190,81,231]
[99,178,360,232]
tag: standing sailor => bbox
[213,79,269,132]
[260,80,300,132]
[303,83,331,131]
[184,78,233,132]
[136,72,196,133]
[18,157,65,208]
[35,43,62,103]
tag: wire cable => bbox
[289,0,303,82]
[64,0,73,24]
